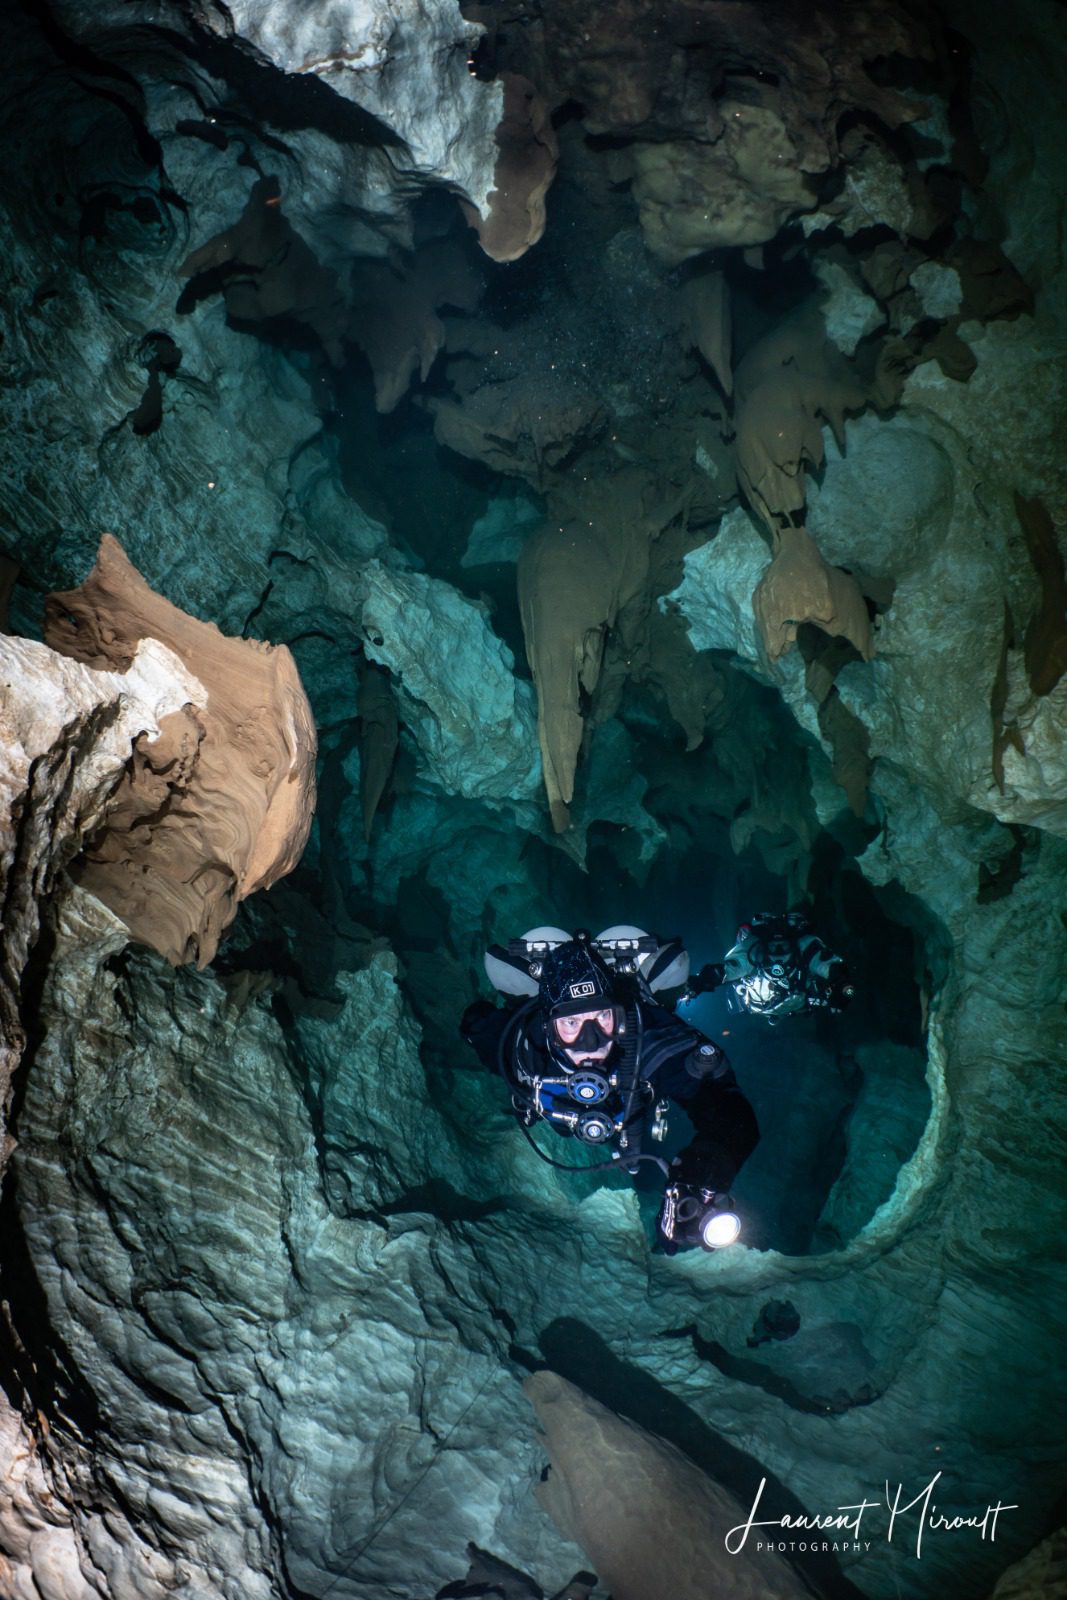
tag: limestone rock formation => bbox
[3,915,590,1599]
[517,481,660,830]
[661,506,769,667]
[359,558,540,802]
[198,0,504,226]
[179,176,348,366]
[440,1543,598,1600]
[356,654,399,839]
[526,1371,812,1600]
[989,1526,1067,1599]
[733,309,869,535]
[528,0,932,263]
[2,1,1067,1598]
[430,373,606,486]
[44,536,317,967]
[753,526,873,664]
[632,95,819,264]
[680,270,733,396]
[350,239,483,412]
[464,74,559,263]
[0,631,203,1174]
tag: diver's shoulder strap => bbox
[485,943,540,996]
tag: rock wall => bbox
[5,823,1063,1598]
[0,550,316,1593]
[0,629,204,1173]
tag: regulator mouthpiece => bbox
[700,1207,742,1250]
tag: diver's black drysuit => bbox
[460,997,759,1193]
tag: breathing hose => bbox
[616,997,644,1157]
[498,991,667,1176]
[515,1118,669,1176]
[495,996,540,1084]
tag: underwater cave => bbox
[0,1,1065,1598]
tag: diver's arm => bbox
[815,961,855,1010]
[683,962,725,999]
[458,999,514,1073]
[672,1077,760,1191]
[801,937,855,1010]
[654,1041,760,1192]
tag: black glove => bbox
[656,1177,732,1254]
[810,970,855,1012]
[831,975,856,1010]
[684,962,724,1000]
[458,997,497,1040]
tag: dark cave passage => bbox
[213,623,934,1263]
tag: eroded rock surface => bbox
[200,0,505,225]
[179,175,349,365]
[0,632,203,1173]
[733,309,869,535]
[753,526,873,664]
[526,1372,811,1600]
[44,536,316,967]
[521,0,932,263]
[360,558,540,803]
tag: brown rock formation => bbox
[44,536,316,968]
[680,270,732,396]
[734,309,868,533]
[431,371,605,485]
[731,310,874,664]
[518,474,686,829]
[644,604,727,752]
[179,175,348,366]
[519,521,632,832]
[539,0,929,146]
[532,0,931,262]
[525,1370,812,1600]
[989,1525,1067,1599]
[754,526,873,664]
[465,73,559,263]
[350,240,483,413]
[949,238,1033,322]
[632,96,819,263]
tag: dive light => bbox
[699,1206,742,1248]
[661,1184,742,1251]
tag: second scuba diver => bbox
[687,910,854,1020]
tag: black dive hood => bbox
[537,936,617,1021]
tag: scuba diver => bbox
[686,910,854,1020]
[459,926,759,1253]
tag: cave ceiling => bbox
[0,0,1065,1597]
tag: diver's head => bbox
[538,939,622,1070]
[761,933,802,988]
